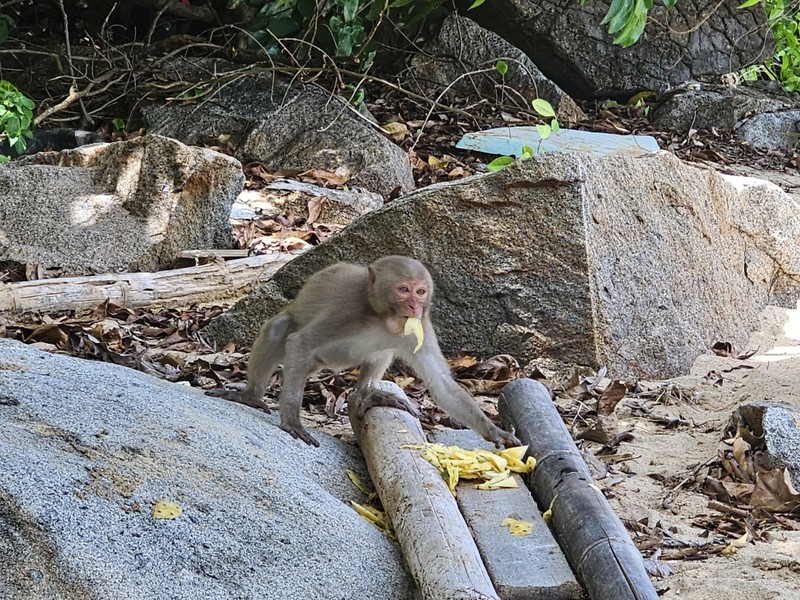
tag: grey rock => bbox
[141,59,414,197]
[203,151,800,379]
[652,84,796,131]
[1,135,242,276]
[409,14,585,123]
[735,402,800,491]
[0,338,415,600]
[463,0,774,98]
[736,110,800,151]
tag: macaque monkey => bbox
[240,255,520,448]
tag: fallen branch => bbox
[0,252,296,314]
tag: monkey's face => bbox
[392,279,430,319]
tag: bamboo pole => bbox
[499,378,658,600]
[349,382,500,600]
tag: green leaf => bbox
[495,60,508,76]
[737,0,761,7]
[265,16,301,37]
[531,98,556,118]
[468,0,488,8]
[112,118,126,131]
[536,123,552,140]
[0,154,10,164]
[487,156,515,172]
[520,145,534,159]
[550,119,560,134]
[663,0,677,8]
[343,0,358,23]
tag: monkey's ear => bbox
[368,265,377,286]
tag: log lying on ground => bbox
[349,382,500,600]
[499,379,658,600]
[0,252,295,314]
[432,429,582,600]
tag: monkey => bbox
[237,255,520,448]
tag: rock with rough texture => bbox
[203,151,800,379]
[652,84,796,132]
[463,0,774,98]
[1,135,242,276]
[734,401,800,492]
[410,14,585,123]
[736,109,800,151]
[141,59,414,197]
[0,338,415,600]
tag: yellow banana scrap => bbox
[351,501,395,539]
[402,443,535,494]
[542,495,557,525]
[404,317,424,353]
[501,517,533,536]
[152,499,182,520]
[346,470,372,495]
[477,469,518,490]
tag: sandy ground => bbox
[603,303,800,599]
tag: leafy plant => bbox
[751,0,800,92]
[0,12,13,44]
[583,0,678,47]
[229,0,483,63]
[486,66,560,172]
[0,80,35,162]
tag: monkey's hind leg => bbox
[242,314,292,408]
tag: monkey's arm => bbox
[409,335,520,448]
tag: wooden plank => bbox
[499,379,659,600]
[349,382,500,600]
[431,429,582,600]
[0,252,297,314]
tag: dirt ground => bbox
[308,301,800,598]
[607,302,800,599]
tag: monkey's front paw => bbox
[280,423,321,447]
[493,428,522,449]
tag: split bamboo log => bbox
[499,378,658,600]
[349,381,500,600]
[0,252,295,314]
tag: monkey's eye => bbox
[398,285,410,293]
[416,288,427,296]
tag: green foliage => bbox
[233,0,484,63]
[0,13,13,44]
[583,0,677,47]
[760,1,800,92]
[733,1,800,91]
[0,80,35,160]
[486,155,515,171]
[486,98,560,172]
